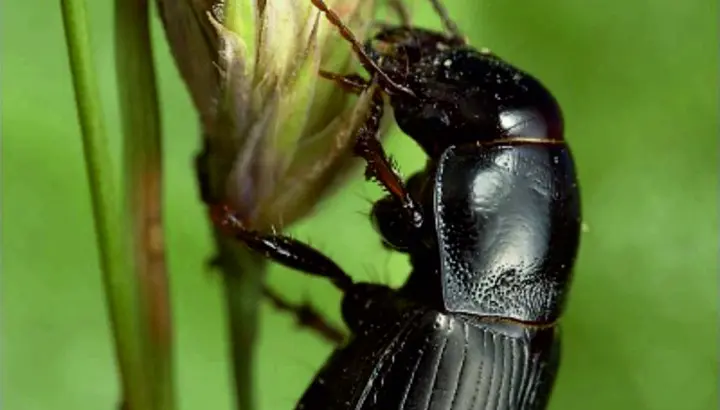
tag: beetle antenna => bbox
[427,0,465,41]
[309,0,416,98]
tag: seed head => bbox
[157,0,381,229]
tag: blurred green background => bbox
[2,0,717,409]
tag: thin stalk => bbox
[115,0,176,409]
[60,0,152,408]
[199,134,266,410]
[198,126,267,410]
[214,235,266,410]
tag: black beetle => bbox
[210,0,581,408]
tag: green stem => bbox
[198,133,265,410]
[199,133,265,410]
[60,0,152,408]
[214,236,266,410]
[115,0,175,409]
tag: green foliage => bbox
[2,0,716,409]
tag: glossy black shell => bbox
[298,287,559,410]
[435,143,580,323]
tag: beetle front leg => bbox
[353,92,424,228]
[320,70,424,227]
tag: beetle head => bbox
[366,30,565,158]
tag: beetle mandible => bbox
[210,0,582,408]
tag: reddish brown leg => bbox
[320,71,424,227]
[352,92,423,227]
[319,70,368,94]
[264,286,346,345]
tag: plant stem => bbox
[60,0,153,408]
[213,235,266,410]
[198,134,266,410]
[115,0,175,408]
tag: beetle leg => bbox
[318,70,368,94]
[319,68,424,229]
[205,255,347,345]
[264,286,347,345]
[318,71,424,227]
[210,204,355,292]
[352,94,424,228]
